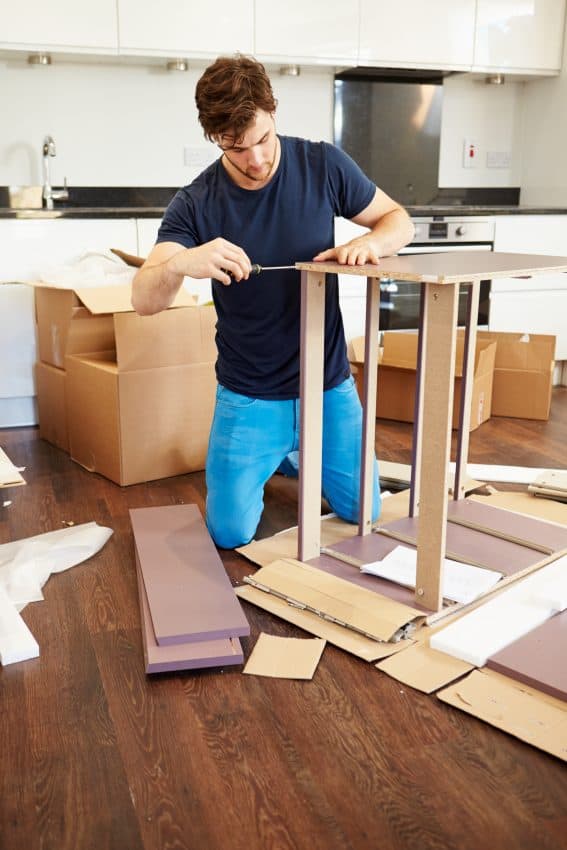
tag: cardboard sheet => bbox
[243,633,326,679]
[244,558,424,642]
[376,642,474,693]
[0,447,25,488]
[438,669,567,762]
[236,584,412,662]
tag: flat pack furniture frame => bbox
[295,252,567,613]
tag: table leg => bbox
[298,270,326,562]
[415,282,459,611]
[358,276,381,535]
[453,280,480,501]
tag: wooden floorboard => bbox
[1,387,567,850]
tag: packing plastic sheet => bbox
[0,522,112,666]
[39,250,135,288]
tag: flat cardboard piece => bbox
[135,553,243,674]
[438,668,567,762]
[130,504,249,646]
[236,584,412,662]
[243,633,325,679]
[528,470,567,502]
[377,642,474,693]
[0,447,25,488]
[486,610,567,702]
[477,330,555,420]
[35,361,68,452]
[244,558,424,642]
[378,459,483,496]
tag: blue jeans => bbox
[205,376,380,549]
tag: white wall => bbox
[0,57,333,186]
[438,73,524,188]
[0,53,550,195]
[520,13,567,206]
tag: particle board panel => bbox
[486,610,567,703]
[446,499,567,554]
[135,552,243,674]
[377,515,544,574]
[129,504,249,646]
[296,253,567,283]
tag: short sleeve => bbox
[324,142,376,220]
[156,189,200,249]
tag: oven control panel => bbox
[411,216,495,245]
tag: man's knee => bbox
[206,501,260,550]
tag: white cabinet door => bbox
[359,0,476,69]
[0,0,118,52]
[255,0,358,63]
[474,0,566,73]
[118,0,253,56]
[0,219,138,282]
[490,215,567,357]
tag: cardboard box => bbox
[477,331,555,420]
[35,361,68,452]
[30,281,217,485]
[351,330,496,431]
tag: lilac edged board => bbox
[135,549,244,674]
[130,504,249,646]
[447,499,567,554]
[486,610,567,703]
[377,515,544,575]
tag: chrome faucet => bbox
[42,135,69,209]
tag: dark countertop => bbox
[1,186,567,219]
[3,204,567,220]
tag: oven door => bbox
[380,244,492,331]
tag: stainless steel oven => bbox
[380,216,495,330]
[336,215,495,341]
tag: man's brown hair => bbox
[195,55,277,144]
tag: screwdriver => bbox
[249,263,296,274]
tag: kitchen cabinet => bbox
[473,0,566,74]
[254,0,358,64]
[0,0,118,53]
[490,215,567,359]
[118,0,253,56]
[358,0,476,70]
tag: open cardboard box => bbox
[350,330,496,432]
[31,281,217,485]
[477,330,555,420]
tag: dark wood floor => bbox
[1,389,567,850]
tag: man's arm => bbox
[131,238,253,315]
[313,187,415,265]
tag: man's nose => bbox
[248,146,262,166]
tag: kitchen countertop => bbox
[1,186,567,219]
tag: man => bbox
[132,54,414,549]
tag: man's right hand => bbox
[132,238,252,315]
[168,238,252,286]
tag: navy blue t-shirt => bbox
[157,136,375,399]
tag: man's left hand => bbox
[313,236,381,266]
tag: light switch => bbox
[463,139,479,169]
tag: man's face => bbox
[217,110,278,184]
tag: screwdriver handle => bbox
[250,263,262,275]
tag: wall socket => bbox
[486,150,511,169]
[183,146,215,169]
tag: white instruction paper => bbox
[360,545,503,604]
